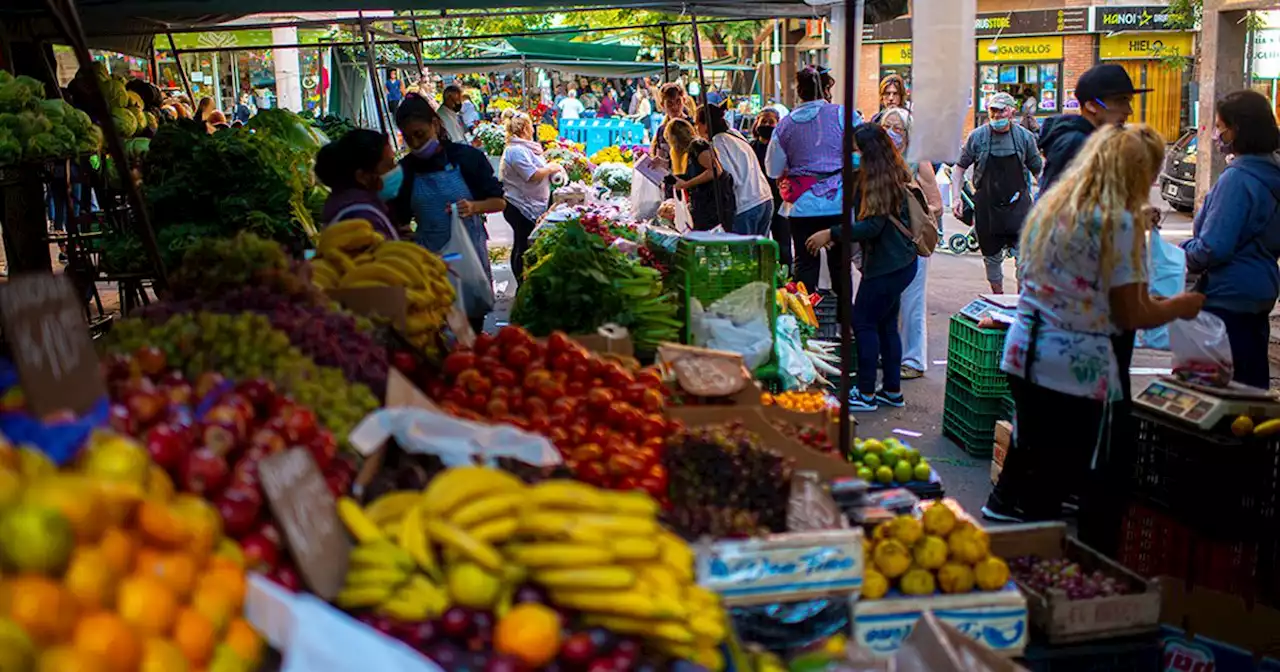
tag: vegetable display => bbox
[0,72,101,166]
[309,114,356,142]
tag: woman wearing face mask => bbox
[879,108,941,380]
[389,93,506,332]
[1181,90,1280,389]
[804,123,918,411]
[750,109,791,271]
[315,129,400,239]
[500,113,561,286]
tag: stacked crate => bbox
[942,315,1013,457]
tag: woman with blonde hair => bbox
[500,112,560,284]
[985,124,1204,534]
[665,117,734,230]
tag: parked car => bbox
[1159,128,1197,212]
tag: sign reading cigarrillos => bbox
[977,36,1064,63]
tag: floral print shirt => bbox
[1001,209,1146,401]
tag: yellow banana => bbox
[422,518,504,572]
[421,467,526,518]
[1255,419,1280,436]
[344,567,410,588]
[338,497,384,544]
[690,614,727,642]
[549,589,669,618]
[450,492,525,529]
[518,511,608,544]
[658,531,695,582]
[365,491,422,527]
[311,259,340,280]
[605,491,660,517]
[405,313,439,336]
[610,537,660,562]
[583,615,695,644]
[348,541,413,570]
[334,229,384,253]
[377,255,427,288]
[322,218,375,241]
[339,263,412,289]
[398,504,442,581]
[353,252,376,265]
[325,249,355,274]
[574,513,658,537]
[377,595,433,622]
[528,479,611,511]
[375,241,445,269]
[636,564,681,597]
[506,543,615,568]
[470,516,519,544]
[534,566,637,590]
[335,583,395,609]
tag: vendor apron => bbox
[410,162,492,283]
[973,150,1030,257]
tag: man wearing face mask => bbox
[437,84,469,144]
[751,108,791,271]
[1038,64,1144,193]
[315,129,401,240]
[951,92,1042,294]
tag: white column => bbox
[828,2,847,104]
[272,26,303,112]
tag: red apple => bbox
[306,431,338,471]
[194,371,227,400]
[324,471,351,498]
[162,382,194,408]
[134,346,168,377]
[103,353,138,382]
[235,379,277,410]
[215,486,263,537]
[269,564,303,592]
[232,446,267,485]
[279,406,319,444]
[107,403,137,435]
[240,532,280,572]
[205,405,247,441]
[144,423,188,472]
[249,428,287,455]
[559,633,596,665]
[255,521,282,546]
[181,447,230,498]
[125,389,167,427]
[391,351,418,375]
[200,417,241,456]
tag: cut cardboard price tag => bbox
[0,274,104,417]
[259,448,350,601]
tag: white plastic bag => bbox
[349,408,562,467]
[441,204,494,317]
[689,282,774,370]
[1170,312,1234,387]
[774,315,816,390]
[673,197,693,233]
[630,170,663,220]
[1136,229,1187,350]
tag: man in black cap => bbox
[1037,63,1149,192]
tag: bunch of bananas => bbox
[777,281,818,329]
[310,219,456,353]
[334,467,728,670]
[616,264,682,352]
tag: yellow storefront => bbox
[975,36,1064,123]
[1099,32,1195,141]
[879,42,912,93]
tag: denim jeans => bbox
[852,258,917,395]
[732,201,772,236]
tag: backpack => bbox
[889,180,938,256]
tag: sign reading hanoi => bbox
[1089,6,1189,32]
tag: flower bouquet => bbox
[546,146,594,183]
[592,162,632,195]
[537,122,558,144]
[590,146,627,166]
[473,122,506,157]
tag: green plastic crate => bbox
[943,374,1012,458]
[946,357,1010,396]
[942,406,998,458]
[947,314,1008,375]
[675,236,780,378]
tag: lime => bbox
[850,449,865,464]
[881,450,899,469]
[864,453,882,471]
[903,447,921,466]
[857,466,874,482]
[913,461,932,482]
[863,439,885,454]
[884,438,902,452]
[875,466,894,484]
[893,461,913,483]
[853,461,864,469]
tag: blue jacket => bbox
[1182,154,1280,314]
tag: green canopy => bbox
[414,57,663,78]
[501,37,640,63]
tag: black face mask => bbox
[755,125,776,142]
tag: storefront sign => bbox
[866,9,1087,42]
[880,42,912,66]
[1254,29,1280,79]
[1099,32,1195,59]
[1089,6,1191,33]
[977,36,1064,63]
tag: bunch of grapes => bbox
[107,312,379,441]
[136,286,389,397]
[168,232,323,305]
[662,422,794,539]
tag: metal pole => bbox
[660,23,671,83]
[521,58,530,110]
[407,9,426,77]
[838,0,864,455]
[690,13,730,229]
[359,11,394,145]
[166,33,194,104]
[48,0,167,290]
[149,42,158,83]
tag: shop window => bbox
[976,62,1061,124]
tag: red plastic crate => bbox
[1119,502,1193,580]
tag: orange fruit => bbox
[1,575,79,645]
[493,603,562,667]
[117,574,178,637]
[72,612,141,672]
[140,637,189,672]
[37,644,106,672]
[137,552,198,599]
[222,619,264,668]
[136,500,188,549]
[146,465,175,502]
[63,548,119,611]
[169,496,223,560]
[173,607,217,667]
[96,527,137,576]
[190,584,235,636]
[211,539,244,570]
[197,567,246,611]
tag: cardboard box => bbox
[696,528,864,606]
[1158,579,1280,670]
[666,405,859,482]
[853,583,1029,658]
[987,522,1161,644]
[991,421,1011,486]
[898,612,1029,671]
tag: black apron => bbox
[974,141,1031,257]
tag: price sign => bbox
[0,274,104,416]
[259,448,350,600]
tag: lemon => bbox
[860,568,889,599]
[856,467,873,482]
[862,439,885,454]
[872,539,911,578]
[948,525,990,565]
[0,503,74,575]
[922,504,957,537]
[881,450,899,469]
[888,515,924,546]
[902,447,921,466]
[447,562,503,609]
[875,466,894,485]
[913,535,948,570]
[1232,415,1254,437]
[937,562,975,594]
[974,557,1010,591]
[900,568,936,596]
[863,453,882,471]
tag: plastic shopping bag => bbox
[1136,228,1187,350]
[630,170,663,220]
[349,407,561,467]
[440,204,494,317]
[1170,312,1234,387]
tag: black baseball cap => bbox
[1075,63,1151,102]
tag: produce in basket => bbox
[1008,556,1131,600]
[0,72,101,166]
[335,468,727,670]
[848,437,933,486]
[861,510,1011,599]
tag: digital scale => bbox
[957,294,1020,325]
[1135,377,1280,430]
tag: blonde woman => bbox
[986,124,1203,531]
[499,113,560,283]
[664,118,734,231]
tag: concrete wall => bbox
[1196,0,1251,203]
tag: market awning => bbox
[501,37,640,63]
[408,57,664,78]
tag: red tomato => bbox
[473,332,496,356]
[497,325,532,347]
[524,397,548,417]
[586,425,610,447]
[486,398,509,417]
[444,388,469,408]
[640,388,665,413]
[547,331,574,355]
[615,475,643,492]
[605,363,635,388]
[550,397,577,417]
[586,388,615,411]
[569,422,590,443]
[607,453,644,476]
[469,393,488,410]
[442,351,476,377]
[636,367,664,388]
[641,414,668,440]
[605,401,631,427]
[491,367,518,387]
[464,375,491,396]
[563,459,580,472]
[569,363,592,384]
[505,345,534,370]
[426,381,448,400]
[576,460,608,485]
[547,427,570,446]
[529,414,550,433]
[523,369,552,392]
[621,383,647,405]
[573,443,604,462]
[632,445,658,467]
[551,353,573,372]
[639,476,667,498]
[566,381,586,397]
[537,379,563,402]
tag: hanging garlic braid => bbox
[1020,124,1166,284]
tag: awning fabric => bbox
[418,57,663,78]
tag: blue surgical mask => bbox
[1214,129,1232,155]
[411,138,441,159]
[990,118,1011,131]
[378,165,403,201]
[886,128,905,150]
